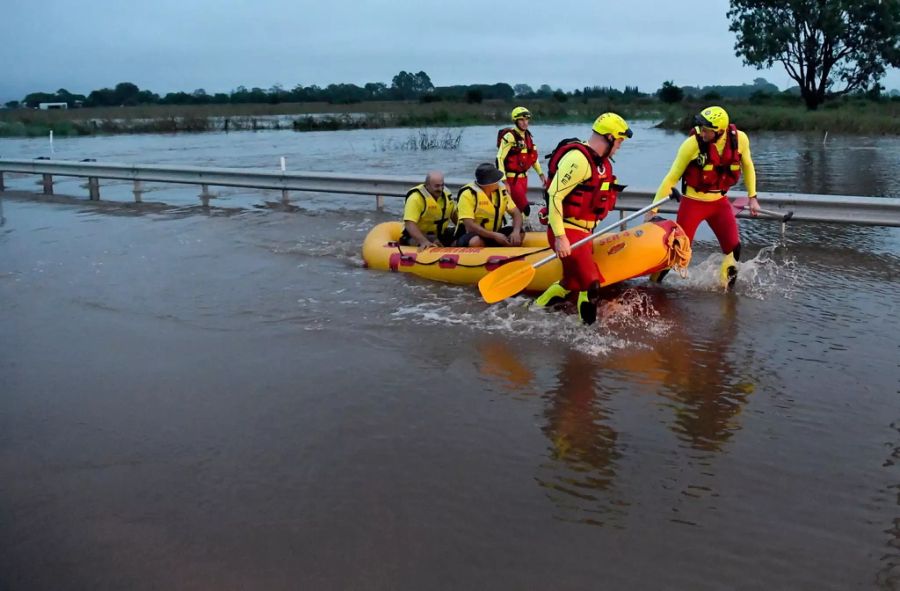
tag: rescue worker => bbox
[400,171,457,249]
[533,113,632,325]
[453,163,524,247]
[497,106,546,217]
[646,106,760,288]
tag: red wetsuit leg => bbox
[706,197,740,254]
[507,175,529,211]
[675,197,712,243]
[549,227,601,292]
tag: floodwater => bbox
[2,122,900,590]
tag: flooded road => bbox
[2,124,900,590]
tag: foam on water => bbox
[653,244,801,300]
[386,242,805,355]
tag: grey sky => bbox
[2,0,898,102]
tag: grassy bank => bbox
[655,99,900,135]
[0,99,667,138]
[1,97,898,137]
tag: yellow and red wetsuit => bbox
[652,126,756,254]
[546,142,620,291]
[497,127,544,213]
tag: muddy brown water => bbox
[2,123,900,590]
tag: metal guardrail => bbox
[1,158,899,227]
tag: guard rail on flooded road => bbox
[2,158,899,227]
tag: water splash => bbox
[655,245,800,300]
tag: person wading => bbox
[533,113,632,325]
[496,106,546,218]
[646,105,760,288]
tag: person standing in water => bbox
[496,106,546,217]
[647,106,760,288]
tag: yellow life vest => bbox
[455,182,511,234]
[405,184,455,235]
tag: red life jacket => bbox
[496,127,538,174]
[682,124,742,193]
[544,140,623,224]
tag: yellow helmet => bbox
[694,106,729,133]
[592,113,633,139]
[511,106,532,121]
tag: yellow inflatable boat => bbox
[362,219,692,293]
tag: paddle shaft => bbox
[528,197,671,271]
[732,197,793,222]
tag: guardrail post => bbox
[133,180,143,203]
[376,194,384,211]
[619,209,626,231]
[42,174,54,195]
[281,189,290,205]
[88,177,100,201]
[199,184,212,207]
[0,171,5,192]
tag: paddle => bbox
[731,196,794,223]
[478,190,680,304]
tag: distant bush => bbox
[657,81,684,104]
[465,89,483,104]
[749,90,771,105]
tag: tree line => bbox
[8,1,900,112]
[7,71,650,109]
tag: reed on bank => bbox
[1,96,898,137]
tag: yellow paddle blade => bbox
[478,260,537,304]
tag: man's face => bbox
[608,137,625,158]
[516,117,530,131]
[479,182,500,194]
[699,128,717,142]
[425,177,445,197]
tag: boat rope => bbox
[392,242,553,268]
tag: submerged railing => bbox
[1,158,899,227]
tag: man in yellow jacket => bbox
[647,106,760,288]
[497,106,546,217]
[453,163,524,247]
[400,171,457,249]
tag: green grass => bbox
[2,97,898,137]
[655,99,900,134]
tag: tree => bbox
[364,82,388,100]
[391,70,434,99]
[412,71,434,94]
[513,83,534,97]
[112,82,141,106]
[657,80,684,103]
[728,0,900,110]
[465,88,483,104]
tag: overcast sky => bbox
[2,0,898,102]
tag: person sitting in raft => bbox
[453,163,524,247]
[400,171,457,249]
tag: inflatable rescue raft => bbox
[362,219,692,293]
